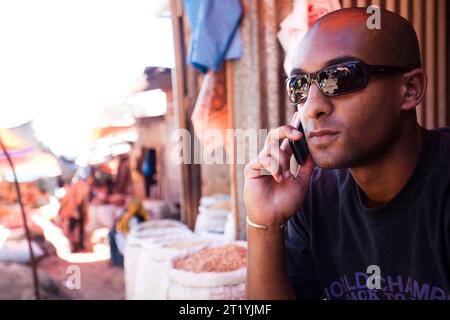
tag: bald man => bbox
[244,8,450,300]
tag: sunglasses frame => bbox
[286,60,411,105]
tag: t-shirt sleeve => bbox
[285,208,323,300]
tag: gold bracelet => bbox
[246,216,288,231]
[246,216,269,230]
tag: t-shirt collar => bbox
[351,127,441,225]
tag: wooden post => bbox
[170,0,201,230]
[0,137,40,300]
[424,0,436,129]
[437,0,447,127]
[226,60,240,240]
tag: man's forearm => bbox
[246,226,296,300]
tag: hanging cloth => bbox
[183,0,243,74]
[278,0,341,75]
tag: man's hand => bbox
[244,113,315,230]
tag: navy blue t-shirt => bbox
[285,127,450,300]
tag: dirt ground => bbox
[0,254,125,300]
[39,255,125,300]
[0,261,66,299]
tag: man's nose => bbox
[302,82,333,120]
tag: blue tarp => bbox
[183,0,243,73]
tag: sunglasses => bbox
[285,60,411,105]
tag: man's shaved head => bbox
[292,8,426,169]
[296,7,421,71]
[305,8,422,69]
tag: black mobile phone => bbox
[288,121,309,165]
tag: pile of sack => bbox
[124,219,195,299]
[166,242,247,300]
[124,219,247,300]
[194,194,235,241]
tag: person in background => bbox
[141,149,157,198]
[114,154,132,196]
[109,200,150,266]
[57,175,92,252]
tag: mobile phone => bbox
[288,119,309,165]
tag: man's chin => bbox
[311,151,350,169]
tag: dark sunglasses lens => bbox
[287,75,309,104]
[319,63,367,96]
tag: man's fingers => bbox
[268,144,292,178]
[267,127,302,161]
[295,154,315,186]
[247,113,304,183]
[280,138,293,156]
[244,159,262,178]
[281,111,300,154]
[260,155,283,182]
[266,125,303,147]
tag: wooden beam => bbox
[370,0,381,8]
[425,0,436,129]
[437,0,447,127]
[385,0,396,12]
[412,0,425,126]
[226,60,240,240]
[341,0,353,8]
[170,0,201,229]
[448,0,450,125]
[399,0,410,20]
[356,0,367,7]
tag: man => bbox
[58,176,91,252]
[244,8,450,300]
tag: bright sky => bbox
[0,0,174,159]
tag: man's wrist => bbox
[246,215,287,234]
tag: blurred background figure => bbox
[141,148,157,198]
[114,154,131,196]
[56,170,92,252]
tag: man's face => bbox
[293,21,404,169]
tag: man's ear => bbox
[400,69,427,111]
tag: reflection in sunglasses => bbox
[321,77,339,95]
